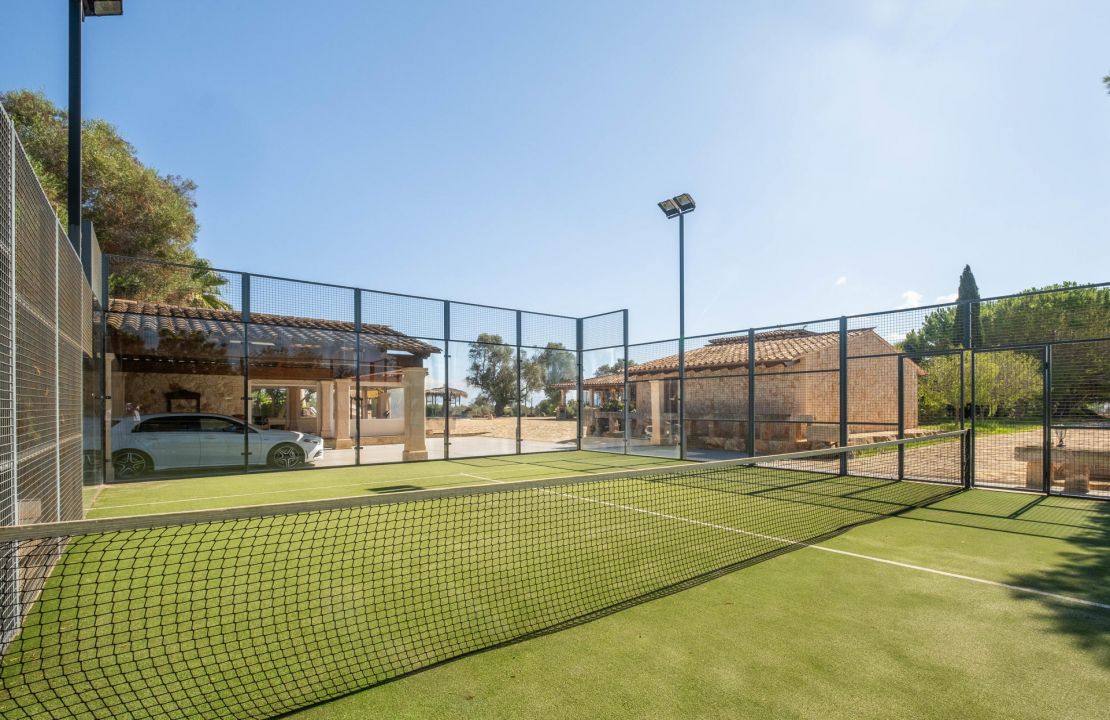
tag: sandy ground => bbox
[449,417,578,442]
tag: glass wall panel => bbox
[106,286,247,480]
[519,345,577,454]
[356,338,446,465]
[247,325,354,470]
[626,340,680,459]
[447,340,519,459]
[580,347,626,453]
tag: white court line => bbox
[542,489,1110,612]
[461,473,497,483]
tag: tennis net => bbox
[0,431,967,720]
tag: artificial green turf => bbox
[0,468,963,719]
[84,451,686,518]
[285,490,1110,720]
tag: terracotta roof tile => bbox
[630,329,865,375]
[556,329,901,388]
[106,298,440,356]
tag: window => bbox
[199,416,245,433]
[136,416,199,433]
[300,389,318,418]
[663,379,680,414]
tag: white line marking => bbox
[543,489,1110,612]
[461,473,497,483]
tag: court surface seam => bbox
[544,488,1110,611]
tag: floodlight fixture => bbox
[83,0,123,17]
[657,198,681,219]
[657,194,696,219]
[674,193,696,213]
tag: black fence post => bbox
[838,316,848,476]
[576,318,583,451]
[354,289,361,467]
[969,349,976,487]
[1043,345,1052,494]
[99,253,109,484]
[747,328,756,458]
[443,301,450,461]
[678,336,686,462]
[958,350,966,431]
[241,273,250,471]
[622,310,630,455]
[897,354,905,481]
[964,302,975,486]
[516,310,522,456]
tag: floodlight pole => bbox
[67,0,83,256]
[678,212,686,460]
[68,1,123,267]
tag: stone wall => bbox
[625,330,919,454]
[120,372,244,417]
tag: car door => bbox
[197,416,249,467]
[134,415,200,470]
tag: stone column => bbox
[650,380,664,445]
[318,380,334,445]
[334,379,353,449]
[402,367,429,461]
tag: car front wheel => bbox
[267,443,305,469]
[112,450,153,479]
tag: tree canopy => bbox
[526,343,576,407]
[1,90,226,307]
[906,281,1109,420]
[466,334,517,416]
[595,359,629,377]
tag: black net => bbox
[0,432,964,720]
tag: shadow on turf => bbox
[273,482,961,720]
[1005,498,1110,668]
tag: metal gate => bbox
[1046,339,1110,497]
[971,347,1047,492]
[971,342,1110,498]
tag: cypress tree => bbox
[952,265,983,348]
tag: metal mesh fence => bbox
[582,310,625,351]
[0,104,94,648]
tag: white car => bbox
[111,413,324,478]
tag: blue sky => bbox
[3,1,1108,343]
